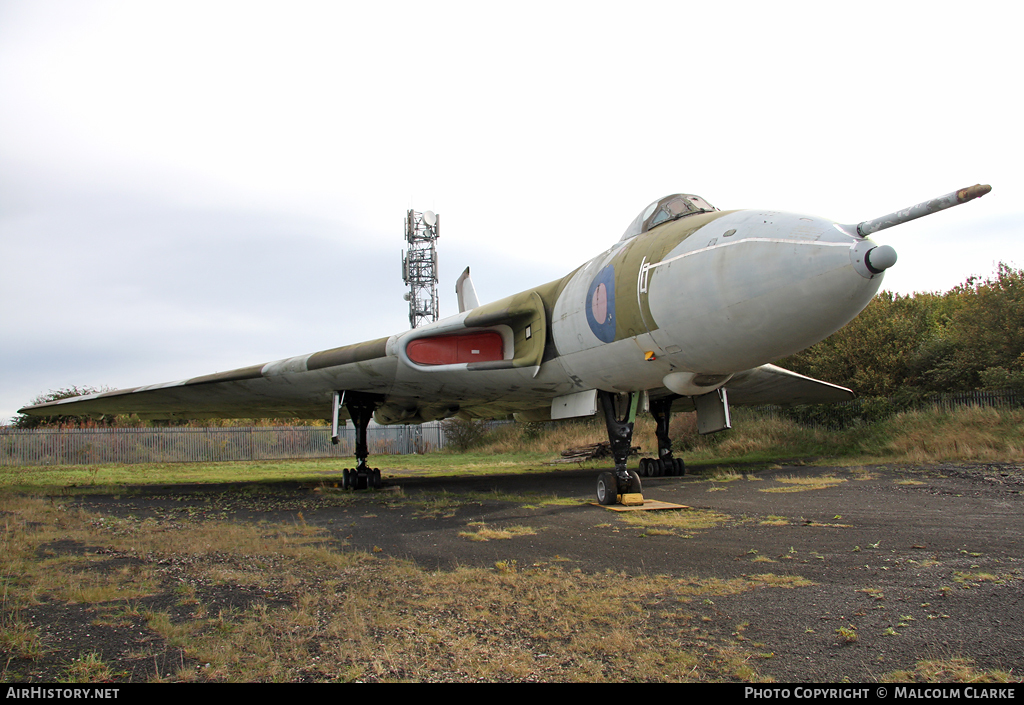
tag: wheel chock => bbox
[619,492,644,507]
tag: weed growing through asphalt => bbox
[0,611,44,661]
[409,491,466,519]
[407,489,581,520]
[62,652,124,682]
[616,508,731,537]
[760,474,847,493]
[883,657,1018,683]
[836,625,858,644]
[458,523,538,542]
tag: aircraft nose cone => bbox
[646,211,887,371]
[865,244,897,274]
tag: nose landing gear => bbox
[595,391,645,506]
[595,392,688,505]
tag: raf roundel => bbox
[585,264,617,343]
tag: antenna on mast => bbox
[401,209,440,329]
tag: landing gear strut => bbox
[638,396,685,478]
[332,390,383,490]
[595,390,644,505]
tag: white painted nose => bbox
[646,211,885,373]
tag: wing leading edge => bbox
[661,364,853,414]
[719,364,853,406]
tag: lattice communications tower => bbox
[401,209,440,329]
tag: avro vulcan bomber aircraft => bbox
[22,185,991,503]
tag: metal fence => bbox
[924,389,1024,411]
[0,423,447,467]
[748,388,1024,431]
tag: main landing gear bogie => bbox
[637,456,685,478]
[332,390,386,492]
[342,467,382,491]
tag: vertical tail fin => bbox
[456,266,480,313]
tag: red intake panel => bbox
[406,332,505,366]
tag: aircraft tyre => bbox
[371,468,382,489]
[596,472,619,505]
[640,458,665,477]
[640,457,684,477]
[628,470,643,494]
[342,468,353,490]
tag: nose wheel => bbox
[596,469,643,505]
[596,472,618,505]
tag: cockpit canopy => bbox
[620,194,718,241]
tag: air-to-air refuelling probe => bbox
[22,184,991,503]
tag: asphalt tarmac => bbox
[69,461,1024,681]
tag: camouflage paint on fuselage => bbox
[550,209,732,359]
[608,210,731,342]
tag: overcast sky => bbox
[2,0,1021,423]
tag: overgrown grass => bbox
[448,404,1024,467]
[873,406,1024,462]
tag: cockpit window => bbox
[620,194,718,241]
